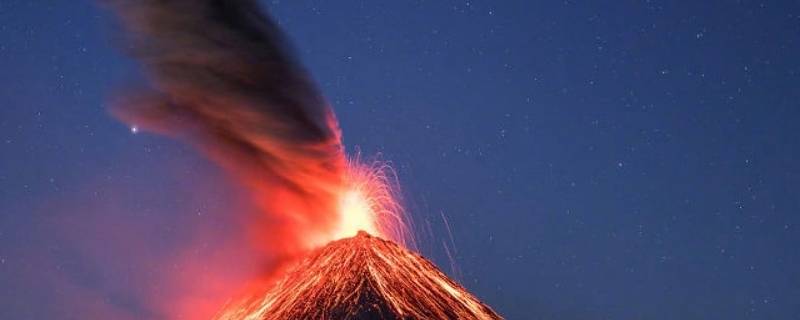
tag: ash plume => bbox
[106,0,347,259]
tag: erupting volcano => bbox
[106,0,501,318]
[215,231,501,320]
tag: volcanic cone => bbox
[216,231,502,320]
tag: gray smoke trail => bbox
[106,0,347,263]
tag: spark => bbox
[330,158,413,248]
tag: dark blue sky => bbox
[2,1,799,319]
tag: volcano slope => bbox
[215,231,502,320]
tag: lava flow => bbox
[107,0,499,318]
[215,232,502,320]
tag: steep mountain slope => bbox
[215,231,502,320]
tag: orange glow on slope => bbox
[214,232,501,320]
[209,160,421,319]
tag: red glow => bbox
[103,2,434,317]
[238,152,413,255]
[331,159,412,247]
[208,158,417,318]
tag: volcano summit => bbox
[215,231,502,320]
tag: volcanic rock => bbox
[215,231,502,320]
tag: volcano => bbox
[106,2,501,318]
[215,231,502,320]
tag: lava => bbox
[214,232,502,320]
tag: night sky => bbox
[2,1,800,319]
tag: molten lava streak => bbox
[215,232,501,320]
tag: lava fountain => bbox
[106,0,498,318]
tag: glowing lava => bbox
[214,232,502,320]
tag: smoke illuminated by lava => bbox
[107,0,409,261]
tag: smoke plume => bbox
[107,0,347,263]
